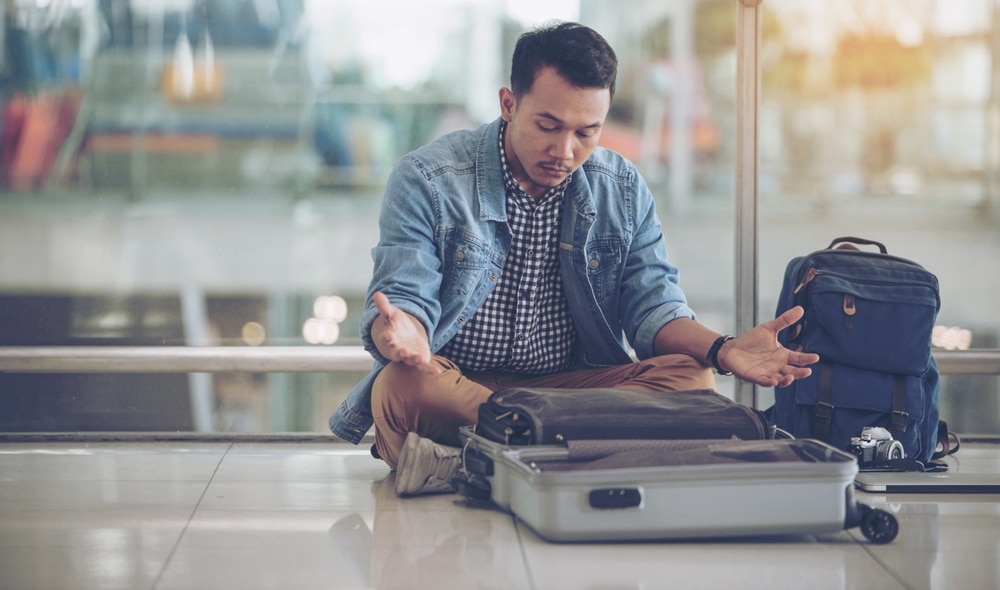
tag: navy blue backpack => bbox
[769,237,956,467]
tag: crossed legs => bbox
[371,354,716,469]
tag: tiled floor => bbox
[1,438,999,590]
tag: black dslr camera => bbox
[849,427,905,467]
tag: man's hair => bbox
[510,21,618,101]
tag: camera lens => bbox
[878,439,905,462]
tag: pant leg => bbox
[371,355,497,469]
[498,354,716,393]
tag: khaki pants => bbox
[371,354,716,469]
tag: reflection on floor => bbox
[0,438,998,590]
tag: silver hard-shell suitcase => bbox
[457,426,898,543]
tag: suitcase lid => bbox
[502,438,859,487]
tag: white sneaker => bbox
[394,432,462,497]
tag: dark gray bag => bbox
[474,387,774,446]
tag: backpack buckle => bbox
[814,402,834,424]
[891,410,910,432]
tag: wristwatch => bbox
[707,335,734,376]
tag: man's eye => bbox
[538,124,557,132]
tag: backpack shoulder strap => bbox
[932,421,961,461]
[813,362,834,443]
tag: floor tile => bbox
[0,479,209,512]
[212,443,388,482]
[366,480,530,590]
[0,510,189,590]
[158,480,530,590]
[0,443,229,482]
[156,510,374,590]
[517,523,904,590]
[855,500,1000,590]
[198,479,382,512]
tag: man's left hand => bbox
[718,306,819,388]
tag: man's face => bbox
[500,66,611,199]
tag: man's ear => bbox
[499,87,516,122]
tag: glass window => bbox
[1,0,996,435]
[755,0,999,435]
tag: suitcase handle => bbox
[827,236,888,253]
[588,488,642,510]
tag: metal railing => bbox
[1,346,998,374]
[1,346,996,436]
[0,346,376,434]
[0,346,372,373]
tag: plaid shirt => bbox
[438,122,576,373]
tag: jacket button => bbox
[456,251,466,261]
[457,316,465,323]
[589,259,600,269]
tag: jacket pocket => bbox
[585,236,624,304]
[440,227,492,298]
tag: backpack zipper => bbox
[793,268,821,294]
[794,267,937,298]
[843,294,855,328]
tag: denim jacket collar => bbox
[475,118,508,223]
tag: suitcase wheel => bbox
[860,507,899,544]
[454,476,492,503]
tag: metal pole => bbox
[181,286,214,432]
[670,0,695,213]
[267,293,292,431]
[986,0,1000,215]
[734,0,763,407]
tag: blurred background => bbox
[1,0,997,435]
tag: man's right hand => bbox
[371,292,442,375]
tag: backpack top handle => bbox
[828,236,888,254]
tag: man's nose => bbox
[550,133,575,160]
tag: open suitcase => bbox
[455,388,899,544]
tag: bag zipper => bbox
[843,294,856,328]
[793,267,938,298]
[793,267,820,294]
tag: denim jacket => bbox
[329,118,696,444]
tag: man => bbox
[329,22,817,495]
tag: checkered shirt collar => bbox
[498,120,572,205]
